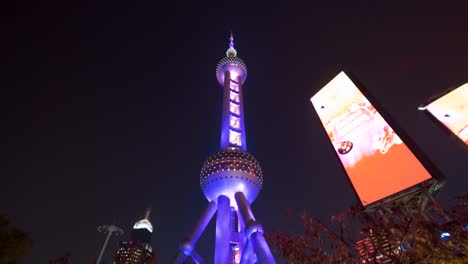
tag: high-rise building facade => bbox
[174,35,276,264]
[356,229,398,263]
[114,210,156,264]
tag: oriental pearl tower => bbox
[174,35,276,264]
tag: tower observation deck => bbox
[174,35,276,264]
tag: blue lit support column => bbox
[235,192,276,264]
[240,237,254,264]
[214,195,231,264]
[191,250,204,264]
[175,201,217,264]
[251,232,275,263]
[237,208,247,261]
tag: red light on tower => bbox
[233,251,240,264]
[232,244,240,264]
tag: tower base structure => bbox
[174,192,275,264]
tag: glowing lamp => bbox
[440,232,451,240]
[133,219,153,233]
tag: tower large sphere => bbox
[200,148,263,207]
[216,56,248,86]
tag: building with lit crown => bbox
[174,35,276,264]
[355,229,399,263]
[114,209,156,264]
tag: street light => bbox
[96,225,124,264]
[440,232,451,240]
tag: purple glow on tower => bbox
[217,34,247,152]
[230,33,235,49]
[228,79,243,147]
[175,34,275,264]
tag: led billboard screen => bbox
[424,83,468,145]
[310,72,432,206]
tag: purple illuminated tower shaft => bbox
[220,71,247,150]
[174,35,275,264]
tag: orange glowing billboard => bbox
[310,72,432,206]
[424,83,468,145]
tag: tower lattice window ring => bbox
[216,57,248,79]
[200,149,263,186]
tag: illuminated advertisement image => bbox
[310,72,432,206]
[424,83,468,145]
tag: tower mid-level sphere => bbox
[200,147,263,208]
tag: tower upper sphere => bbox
[216,34,247,85]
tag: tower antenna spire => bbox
[229,32,234,48]
[226,32,237,57]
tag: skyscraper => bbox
[174,35,276,264]
[356,229,397,263]
[114,209,156,264]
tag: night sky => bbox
[3,1,468,263]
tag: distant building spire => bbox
[144,207,151,220]
[133,208,153,233]
[114,210,155,264]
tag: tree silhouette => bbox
[48,253,71,264]
[267,193,468,263]
[0,215,34,264]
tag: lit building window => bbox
[230,102,240,116]
[229,130,242,147]
[230,82,239,92]
[230,91,240,103]
[230,115,240,129]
